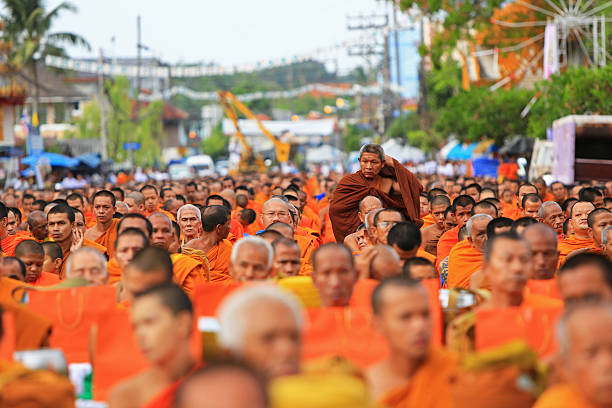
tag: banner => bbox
[543,23,559,79]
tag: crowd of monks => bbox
[1,143,612,407]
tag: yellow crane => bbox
[217,90,291,173]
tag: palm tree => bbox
[1,0,90,118]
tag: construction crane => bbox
[217,90,291,173]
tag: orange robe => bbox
[525,278,561,300]
[447,241,483,288]
[141,363,202,408]
[296,234,316,276]
[502,202,520,220]
[91,219,120,259]
[321,209,336,244]
[436,226,460,270]
[84,238,108,257]
[31,272,61,287]
[207,239,233,282]
[295,226,320,247]
[228,219,244,243]
[302,205,322,232]
[0,235,31,257]
[107,258,122,285]
[379,349,458,408]
[84,211,97,229]
[557,235,594,265]
[420,214,435,230]
[416,248,436,264]
[534,383,598,408]
[170,253,208,296]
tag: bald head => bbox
[266,222,294,240]
[371,245,402,280]
[466,214,493,252]
[358,196,383,222]
[27,210,48,241]
[261,198,292,228]
[522,223,559,280]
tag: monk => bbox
[501,189,520,220]
[271,237,302,278]
[73,209,109,258]
[217,285,302,380]
[343,196,383,251]
[14,240,59,286]
[367,245,403,280]
[521,193,543,218]
[109,284,199,408]
[403,257,437,280]
[522,224,559,280]
[311,243,357,307]
[266,221,314,276]
[579,186,604,208]
[183,206,232,282]
[534,303,612,408]
[207,194,244,242]
[125,191,146,215]
[435,195,476,268]
[149,212,208,293]
[177,204,202,244]
[537,201,565,237]
[587,209,612,254]
[369,209,404,246]
[558,201,596,265]
[421,195,451,256]
[117,213,153,238]
[447,214,492,288]
[550,181,568,205]
[517,183,538,212]
[0,202,29,256]
[85,190,120,258]
[0,257,25,281]
[229,236,273,282]
[387,221,435,264]
[47,204,80,278]
[27,210,49,242]
[366,277,457,406]
[6,207,19,235]
[329,143,422,242]
[140,185,162,216]
[120,247,175,305]
[110,228,150,285]
[65,247,109,286]
[174,363,268,408]
[557,253,612,304]
[533,177,555,203]
[67,192,96,229]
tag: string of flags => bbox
[44,34,379,78]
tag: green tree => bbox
[202,123,228,160]
[1,0,90,118]
[343,124,369,152]
[527,65,612,138]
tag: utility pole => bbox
[98,48,108,161]
[392,1,401,88]
[136,15,142,113]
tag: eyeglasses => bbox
[377,221,399,229]
[263,211,290,218]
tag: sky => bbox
[45,0,419,95]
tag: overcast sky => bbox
[47,0,389,68]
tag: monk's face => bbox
[551,182,566,202]
[272,243,301,278]
[67,198,84,211]
[419,196,429,216]
[407,264,437,280]
[93,196,115,224]
[230,243,270,282]
[501,190,513,204]
[571,202,595,233]
[68,251,108,286]
[312,247,356,307]
[132,294,191,364]
[591,212,612,246]
[444,212,457,231]
[150,216,173,249]
[485,238,531,296]
[261,201,292,228]
[355,228,370,250]
[179,209,201,239]
[142,188,159,213]
[563,307,612,406]
[522,230,558,280]
[29,214,48,241]
[521,200,541,219]
[359,152,383,179]
[0,259,24,281]
[454,205,472,228]
[74,213,87,235]
[558,264,612,304]
[116,234,147,270]
[374,211,402,245]
[540,205,565,235]
[161,189,176,201]
[373,285,431,359]
[18,252,43,283]
[431,203,447,230]
[464,187,480,202]
[467,217,489,252]
[517,185,537,208]
[358,197,382,223]
[6,211,17,235]
[125,198,144,214]
[47,213,73,244]
[118,218,150,238]
[240,300,301,379]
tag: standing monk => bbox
[109,284,200,407]
[421,195,451,256]
[85,190,120,258]
[366,277,458,406]
[329,144,422,243]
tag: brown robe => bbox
[329,158,423,242]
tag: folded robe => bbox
[205,239,233,282]
[447,240,483,288]
[329,158,422,243]
[170,253,208,296]
[92,219,120,259]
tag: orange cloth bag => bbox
[0,312,16,360]
[27,286,116,364]
[475,306,563,358]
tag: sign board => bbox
[123,142,141,151]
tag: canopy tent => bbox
[21,152,79,168]
[380,139,425,163]
[471,157,500,177]
[438,138,459,159]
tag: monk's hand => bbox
[71,228,84,252]
[384,154,394,167]
[355,246,378,280]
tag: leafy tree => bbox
[387,112,420,139]
[71,101,100,140]
[527,65,612,138]
[1,0,90,117]
[343,124,369,152]
[202,122,228,160]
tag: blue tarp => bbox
[75,153,102,169]
[21,153,79,168]
[447,143,478,160]
[472,157,500,177]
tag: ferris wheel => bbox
[481,0,611,92]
